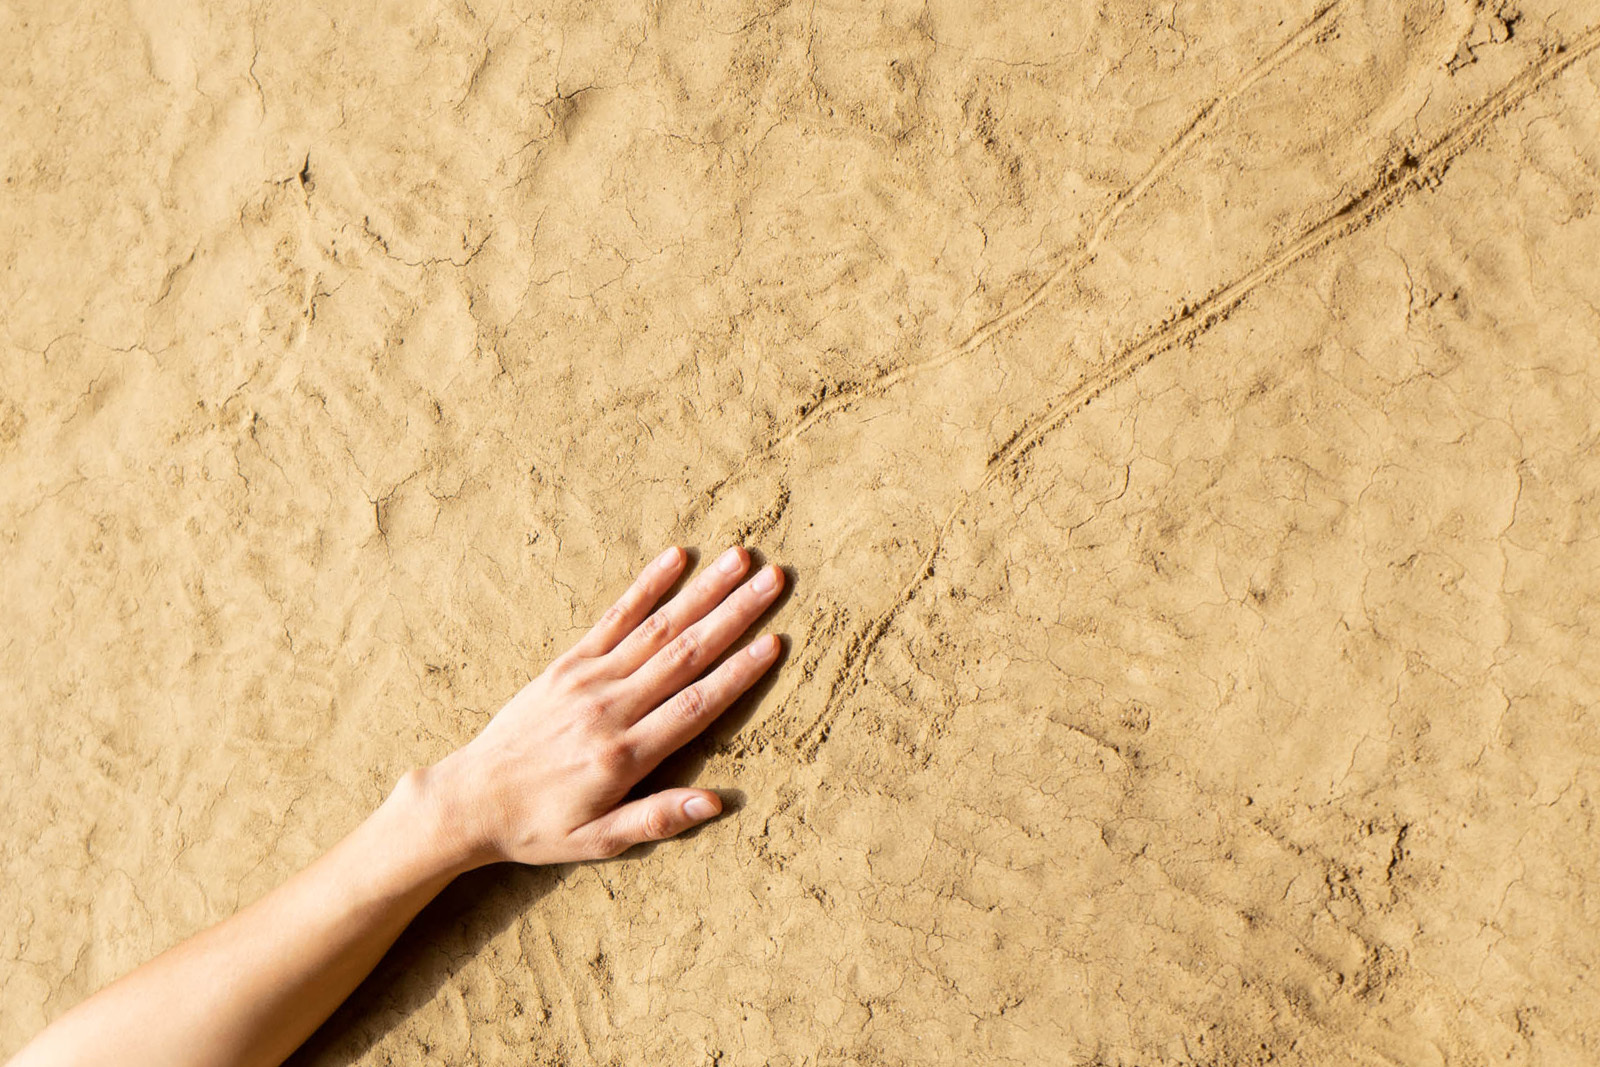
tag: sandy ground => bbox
[4,0,1600,1063]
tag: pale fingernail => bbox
[654,546,681,569]
[751,566,778,594]
[717,547,744,574]
[747,633,778,659]
[684,796,718,820]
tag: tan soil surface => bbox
[4,1,1600,1063]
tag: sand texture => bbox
[4,0,1600,1063]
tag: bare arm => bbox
[8,545,784,1067]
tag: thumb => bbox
[580,789,723,859]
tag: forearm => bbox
[9,769,471,1067]
[9,545,781,1066]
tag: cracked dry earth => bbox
[3,0,1600,1064]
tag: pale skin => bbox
[7,545,784,1067]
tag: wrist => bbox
[384,762,489,880]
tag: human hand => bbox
[414,546,784,870]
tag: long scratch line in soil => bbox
[786,25,1600,760]
[673,0,1351,539]
[519,913,600,1065]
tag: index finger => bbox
[568,547,687,658]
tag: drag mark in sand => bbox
[784,24,1600,759]
[673,0,1353,538]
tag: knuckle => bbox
[572,695,611,727]
[642,807,673,841]
[549,651,588,683]
[592,738,633,776]
[637,611,671,645]
[666,629,702,667]
[545,652,576,681]
[671,684,709,723]
[598,603,628,630]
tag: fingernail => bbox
[654,546,681,569]
[751,565,778,594]
[747,633,778,659]
[717,547,744,574]
[684,796,718,820]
